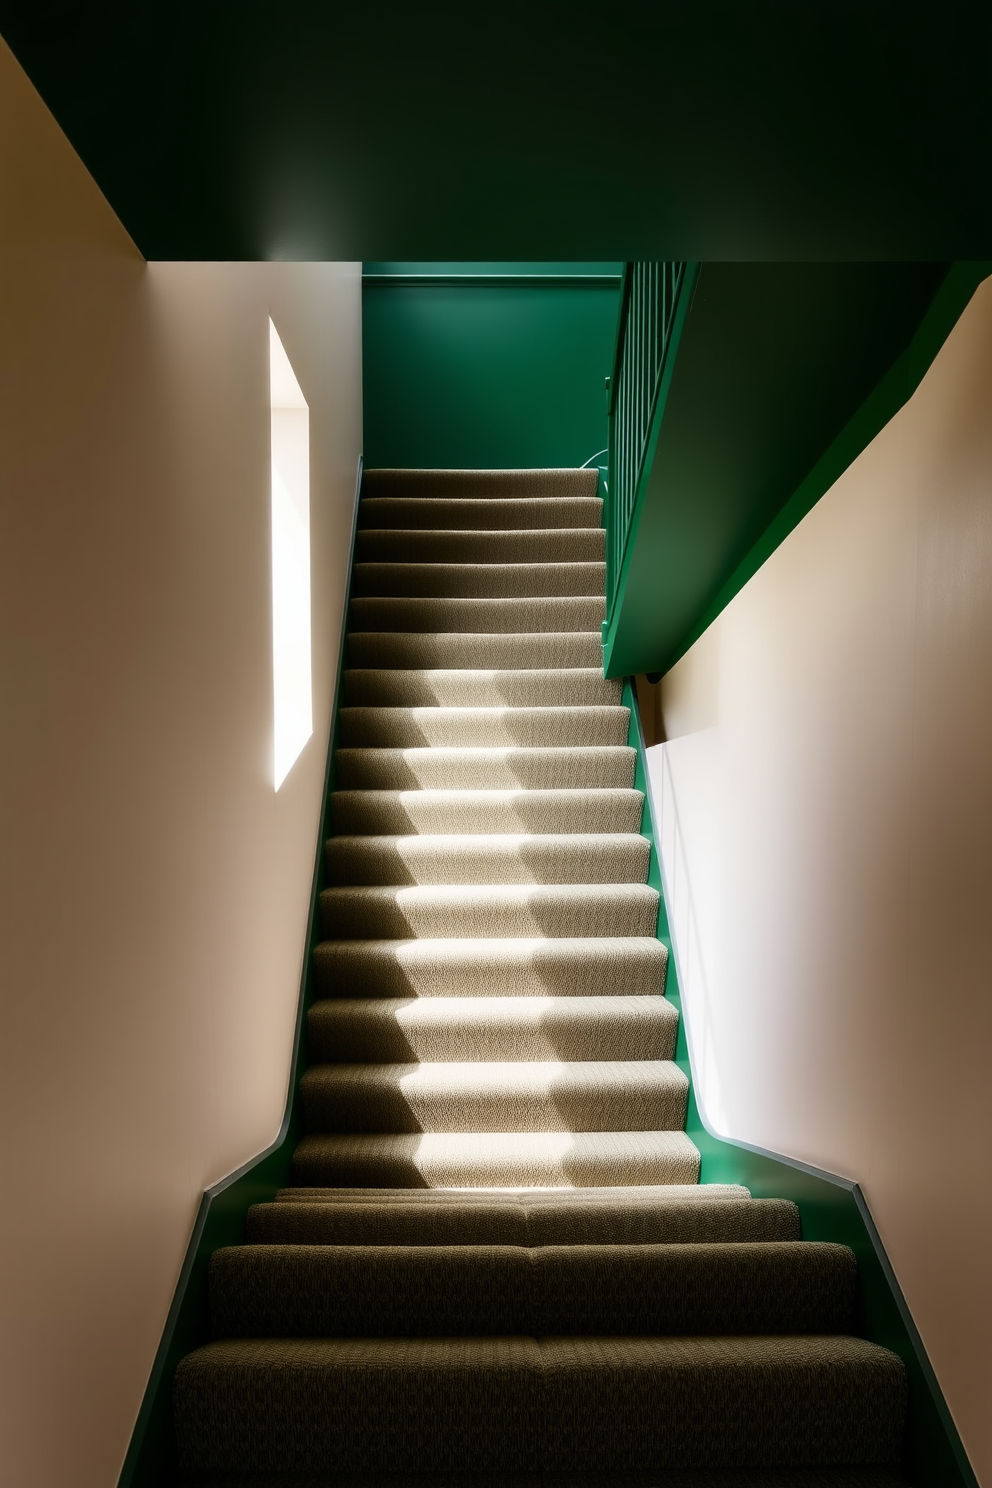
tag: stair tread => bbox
[329,788,645,836]
[325,834,650,887]
[346,632,605,669]
[312,936,667,998]
[208,1240,857,1339]
[334,746,637,790]
[352,561,607,598]
[292,1129,701,1189]
[175,1334,907,1475]
[307,995,678,1063]
[357,497,602,531]
[342,667,621,706]
[339,704,630,748]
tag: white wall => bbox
[0,40,362,1488]
[650,277,992,1484]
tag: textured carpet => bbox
[173,467,907,1481]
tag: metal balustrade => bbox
[605,261,686,619]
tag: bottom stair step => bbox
[180,1473,910,1488]
[292,1131,701,1189]
[175,1334,906,1475]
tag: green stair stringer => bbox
[625,677,978,1488]
[116,458,364,1488]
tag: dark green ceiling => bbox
[1,1,990,260]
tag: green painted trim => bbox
[116,456,365,1488]
[602,263,700,667]
[363,274,622,289]
[656,261,992,675]
[624,680,978,1488]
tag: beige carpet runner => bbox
[173,468,908,1486]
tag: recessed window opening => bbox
[269,318,312,790]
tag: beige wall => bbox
[0,41,362,1488]
[650,278,992,1484]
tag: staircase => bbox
[172,468,908,1485]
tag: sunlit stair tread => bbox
[307,994,678,1063]
[175,1333,906,1475]
[324,833,650,886]
[301,1059,689,1134]
[319,882,659,940]
[329,787,645,836]
[292,1129,701,1188]
[351,560,607,598]
[247,1195,801,1248]
[338,704,630,748]
[334,744,636,790]
[346,630,604,669]
[350,594,606,633]
[342,666,621,707]
[208,1241,856,1339]
[312,936,668,999]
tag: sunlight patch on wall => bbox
[270,319,312,789]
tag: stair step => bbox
[352,561,607,598]
[307,995,678,1063]
[350,595,606,634]
[342,667,621,708]
[247,1195,800,1248]
[274,1183,750,1204]
[292,1130,701,1188]
[361,468,600,501]
[355,526,606,565]
[301,1060,688,1134]
[324,834,650,887]
[310,940,666,999]
[334,746,636,790]
[319,882,659,940]
[209,1240,856,1339]
[313,936,667,999]
[175,1469,908,1487]
[358,496,602,531]
[347,630,604,669]
[339,705,630,748]
[174,1333,906,1474]
[330,788,645,836]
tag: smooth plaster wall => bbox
[0,40,362,1488]
[649,277,992,1484]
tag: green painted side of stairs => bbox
[169,469,910,1485]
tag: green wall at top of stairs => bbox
[362,264,620,470]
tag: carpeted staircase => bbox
[173,469,909,1486]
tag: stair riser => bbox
[338,707,630,748]
[319,888,659,940]
[350,596,606,634]
[312,939,668,1000]
[209,1242,856,1338]
[175,1335,906,1474]
[329,790,645,836]
[306,997,678,1063]
[324,837,651,888]
[334,749,636,791]
[291,1131,702,1189]
[354,529,606,564]
[358,497,602,531]
[246,1197,802,1247]
[346,632,604,669]
[351,563,606,598]
[342,669,621,708]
